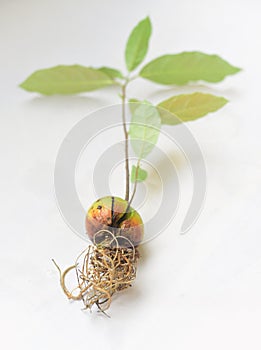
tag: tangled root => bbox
[53,234,139,314]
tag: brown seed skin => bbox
[85,196,144,246]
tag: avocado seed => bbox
[85,196,144,246]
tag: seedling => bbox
[21,17,241,314]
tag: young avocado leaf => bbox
[125,17,152,72]
[20,65,115,95]
[98,67,124,80]
[129,102,161,160]
[157,92,228,124]
[131,165,148,183]
[140,52,241,85]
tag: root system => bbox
[53,233,139,314]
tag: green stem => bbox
[120,75,138,204]
[121,82,130,202]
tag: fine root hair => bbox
[53,232,140,314]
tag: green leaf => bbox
[131,165,148,183]
[128,98,144,114]
[129,102,161,159]
[125,17,152,72]
[158,92,228,124]
[140,52,241,85]
[98,66,124,79]
[20,65,115,95]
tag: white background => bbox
[1,0,261,349]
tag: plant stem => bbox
[121,82,130,202]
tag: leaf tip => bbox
[234,66,242,73]
[141,15,151,24]
[19,79,29,91]
[145,16,152,26]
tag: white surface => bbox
[1,0,261,349]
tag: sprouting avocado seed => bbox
[85,196,144,246]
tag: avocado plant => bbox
[21,17,241,314]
